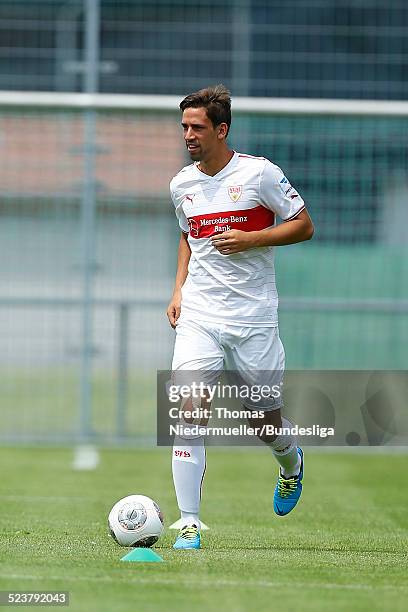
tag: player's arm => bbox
[212,209,314,254]
[252,208,314,247]
[167,231,191,328]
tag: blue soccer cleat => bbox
[173,524,201,550]
[273,447,304,516]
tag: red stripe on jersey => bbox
[238,154,265,160]
[187,205,275,239]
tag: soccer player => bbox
[167,85,314,550]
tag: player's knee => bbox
[180,395,211,427]
[247,408,282,444]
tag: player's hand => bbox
[211,230,254,254]
[167,290,182,329]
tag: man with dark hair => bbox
[167,84,314,550]
[179,84,232,136]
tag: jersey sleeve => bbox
[170,181,190,233]
[259,160,306,221]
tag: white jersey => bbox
[170,151,305,326]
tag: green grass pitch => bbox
[1,447,407,611]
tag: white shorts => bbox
[172,318,285,411]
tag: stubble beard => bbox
[187,148,201,161]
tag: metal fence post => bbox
[79,0,100,440]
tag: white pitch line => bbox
[3,573,408,592]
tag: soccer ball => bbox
[108,494,164,547]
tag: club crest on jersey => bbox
[228,185,242,202]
